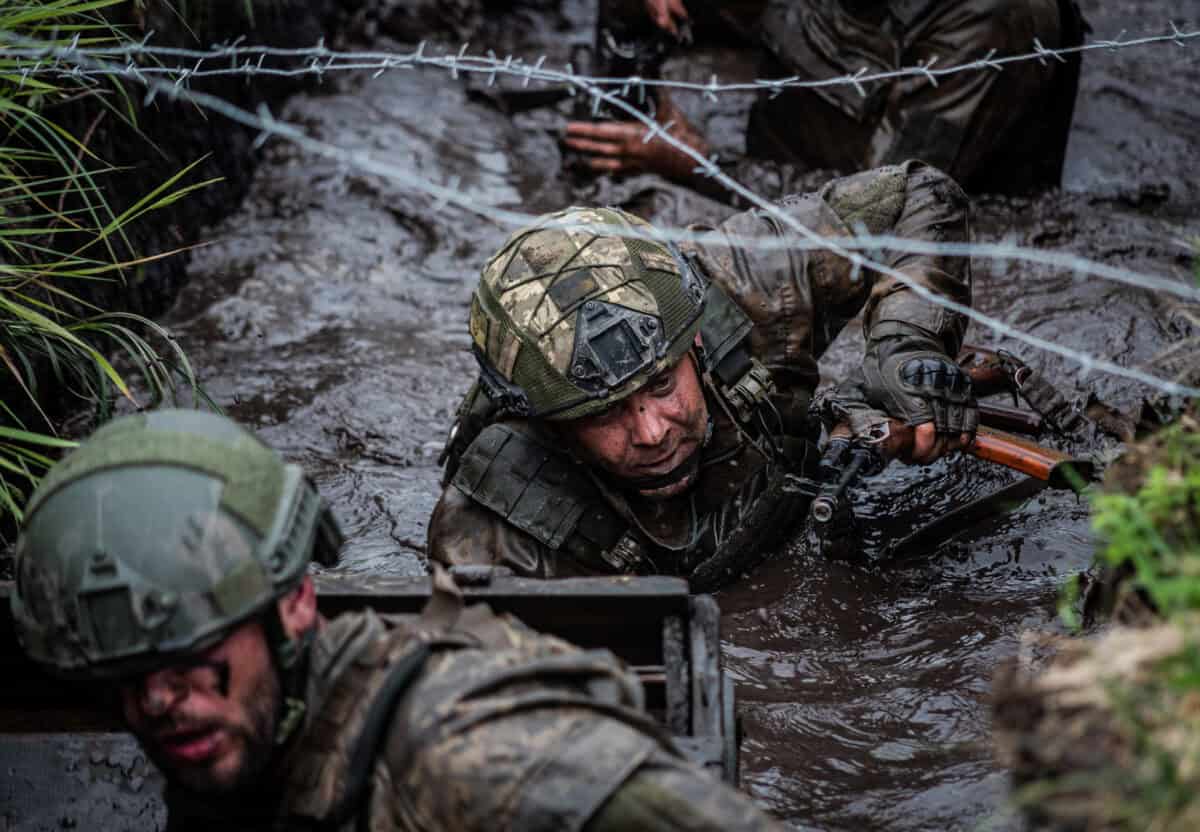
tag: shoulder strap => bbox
[329,641,433,832]
[438,381,500,485]
[697,275,754,383]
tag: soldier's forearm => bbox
[861,163,972,355]
[586,754,786,832]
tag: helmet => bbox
[469,206,707,420]
[11,409,342,678]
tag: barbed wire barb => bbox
[10,21,1195,97]
[9,19,1190,95]
[4,28,1196,398]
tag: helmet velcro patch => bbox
[26,431,285,541]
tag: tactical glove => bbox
[862,334,978,435]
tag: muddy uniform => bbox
[744,0,1084,193]
[428,161,971,585]
[12,412,779,832]
[164,598,779,831]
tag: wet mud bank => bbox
[52,1,342,320]
[991,405,1200,831]
[43,0,1200,828]
[2,1,341,452]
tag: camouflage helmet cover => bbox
[11,409,342,678]
[470,206,707,420]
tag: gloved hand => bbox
[862,335,979,437]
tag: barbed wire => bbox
[5,20,1196,101]
[3,30,1197,398]
[9,32,1200,307]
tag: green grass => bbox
[1,1,214,527]
[1030,404,1200,829]
[1093,418,1200,616]
[1024,246,1200,831]
[1088,243,1200,617]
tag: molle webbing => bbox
[451,424,625,552]
[25,430,285,538]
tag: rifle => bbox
[808,421,1094,533]
[577,0,689,121]
[809,352,1094,532]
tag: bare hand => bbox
[644,0,689,36]
[563,93,709,181]
[897,422,974,465]
[832,420,973,466]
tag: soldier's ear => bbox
[277,575,318,638]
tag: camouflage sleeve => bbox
[821,161,973,354]
[690,162,971,369]
[586,750,787,832]
[397,708,670,831]
[385,631,685,832]
[426,486,607,579]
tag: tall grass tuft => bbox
[1,1,215,530]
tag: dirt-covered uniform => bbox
[428,161,971,585]
[163,597,780,831]
[744,0,1084,194]
[11,411,778,832]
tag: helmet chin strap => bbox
[261,602,315,747]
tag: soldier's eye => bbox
[647,371,675,396]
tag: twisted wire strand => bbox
[6,20,1196,97]
[8,30,1200,305]
[5,30,1196,397]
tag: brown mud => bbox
[71,0,1200,828]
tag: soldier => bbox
[10,409,784,831]
[428,161,977,587]
[564,0,1084,196]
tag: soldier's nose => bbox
[136,670,188,718]
[629,401,671,447]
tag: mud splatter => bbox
[135,0,1200,828]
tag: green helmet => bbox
[469,206,707,420]
[11,409,342,678]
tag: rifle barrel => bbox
[968,427,1092,491]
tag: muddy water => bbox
[151,0,1197,828]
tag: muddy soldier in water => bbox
[564,0,1085,195]
[10,410,784,831]
[428,162,976,587]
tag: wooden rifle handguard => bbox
[968,427,1092,490]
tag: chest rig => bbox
[439,280,818,588]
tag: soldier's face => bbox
[118,578,318,795]
[565,350,709,499]
[119,619,281,795]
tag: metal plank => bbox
[662,614,689,736]
[688,594,723,739]
[672,736,728,782]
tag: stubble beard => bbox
[143,665,281,796]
